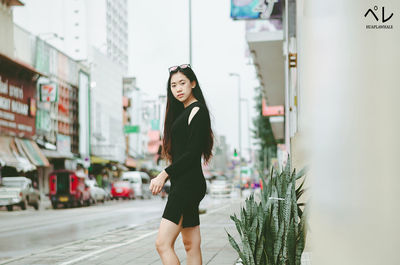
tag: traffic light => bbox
[233,148,238,157]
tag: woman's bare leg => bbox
[155,215,183,265]
[181,225,202,265]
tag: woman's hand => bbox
[149,170,169,195]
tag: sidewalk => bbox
[3,196,243,265]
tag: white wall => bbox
[0,2,15,56]
[298,0,400,264]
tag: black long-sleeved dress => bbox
[162,100,208,228]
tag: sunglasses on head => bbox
[168,64,191,73]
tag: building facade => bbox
[0,0,50,192]
[13,0,129,72]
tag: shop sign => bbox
[124,125,140,134]
[29,98,36,117]
[262,98,284,117]
[40,83,58,102]
[36,109,51,133]
[0,75,35,137]
[231,0,282,20]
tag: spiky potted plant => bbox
[226,157,308,265]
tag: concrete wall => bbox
[298,0,400,264]
[0,3,15,56]
[13,24,36,65]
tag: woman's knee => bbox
[155,238,172,253]
[183,237,201,252]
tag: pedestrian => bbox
[150,64,214,265]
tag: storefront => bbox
[0,52,49,190]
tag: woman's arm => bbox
[164,107,207,177]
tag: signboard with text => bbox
[0,74,36,138]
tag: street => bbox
[0,192,238,263]
[0,197,164,260]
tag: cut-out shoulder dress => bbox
[162,100,208,228]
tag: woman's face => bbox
[170,72,195,103]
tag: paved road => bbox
[1,196,245,265]
[0,197,168,260]
[0,192,238,262]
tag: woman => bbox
[149,64,214,265]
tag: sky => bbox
[128,0,260,159]
[12,0,260,160]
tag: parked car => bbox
[121,171,151,199]
[49,170,91,209]
[111,181,134,200]
[0,177,41,211]
[85,179,108,203]
[210,175,233,196]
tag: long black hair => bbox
[162,66,214,164]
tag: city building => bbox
[89,47,125,164]
[13,0,129,172]
[239,0,303,169]
[13,25,92,192]
[13,0,129,72]
[0,0,50,191]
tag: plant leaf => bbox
[227,230,247,265]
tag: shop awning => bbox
[247,29,285,141]
[91,156,110,164]
[0,52,46,77]
[4,0,24,6]
[41,149,74,159]
[15,138,50,167]
[0,136,35,172]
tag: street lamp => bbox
[241,98,252,163]
[229,72,242,198]
[189,0,192,65]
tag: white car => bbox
[85,179,107,203]
[210,175,233,197]
[0,177,41,211]
[121,171,151,199]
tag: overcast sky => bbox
[13,0,260,159]
[128,0,260,158]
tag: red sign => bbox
[0,74,36,138]
[262,98,284,116]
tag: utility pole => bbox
[241,98,252,163]
[229,73,242,198]
[189,0,192,65]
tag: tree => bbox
[252,86,277,172]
